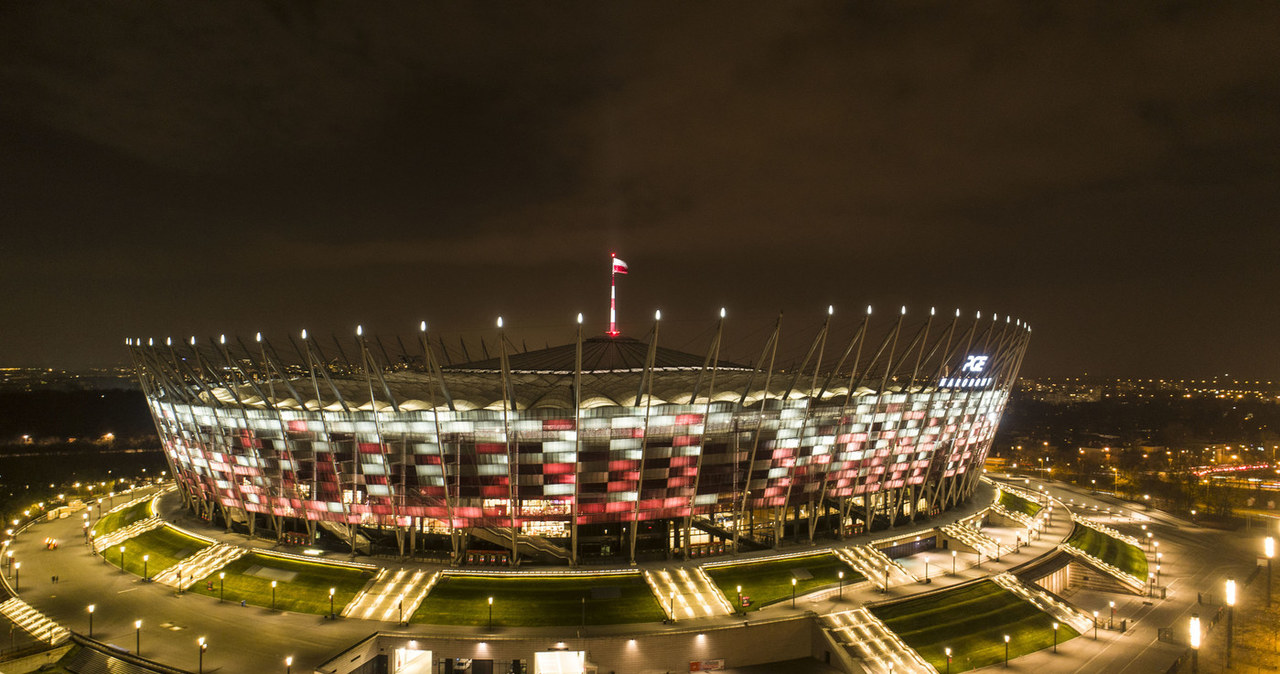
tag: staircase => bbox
[342,568,438,622]
[822,608,935,674]
[92,517,164,553]
[318,520,372,555]
[992,572,1093,633]
[469,527,572,563]
[690,518,768,551]
[940,522,999,558]
[644,567,733,619]
[151,542,247,589]
[0,598,69,644]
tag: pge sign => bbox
[961,355,989,373]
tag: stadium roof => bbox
[447,335,747,373]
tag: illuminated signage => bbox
[942,354,993,389]
[961,355,989,373]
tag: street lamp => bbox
[1052,622,1058,653]
[1189,613,1200,673]
[737,584,743,608]
[87,605,95,638]
[13,561,19,590]
[944,646,952,674]
[198,637,208,674]
[923,556,930,582]
[135,620,141,655]
[285,655,293,674]
[119,545,126,572]
[487,596,494,630]
[1226,577,1236,668]
[1108,600,1115,628]
[1003,634,1010,667]
[329,587,335,618]
[143,554,149,580]
[952,550,957,575]
[1266,536,1275,608]
[271,580,277,610]
[837,572,844,599]
[791,578,798,608]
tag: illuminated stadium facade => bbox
[128,307,1030,566]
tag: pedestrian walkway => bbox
[940,521,999,558]
[343,567,438,622]
[822,607,933,674]
[0,597,69,645]
[992,572,1092,632]
[151,541,247,589]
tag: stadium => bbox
[126,305,1030,567]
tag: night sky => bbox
[2,3,1278,377]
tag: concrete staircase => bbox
[343,568,438,622]
[0,597,69,645]
[151,542,247,589]
[940,522,999,558]
[834,545,917,590]
[992,572,1093,633]
[470,527,572,563]
[644,567,733,620]
[92,517,164,553]
[822,607,935,674]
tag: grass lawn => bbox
[411,573,665,626]
[102,526,209,578]
[872,580,1080,673]
[1065,524,1148,578]
[187,552,375,614]
[91,498,153,538]
[998,490,1043,518]
[705,553,862,612]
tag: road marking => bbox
[117,588,139,594]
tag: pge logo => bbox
[961,355,989,373]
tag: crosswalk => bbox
[342,568,438,622]
[151,542,247,589]
[822,607,934,674]
[644,567,733,620]
[0,597,69,645]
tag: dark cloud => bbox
[0,2,1277,375]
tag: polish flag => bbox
[612,258,629,274]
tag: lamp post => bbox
[838,572,844,599]
[1108,600,1115,629]
[219,572,225,602]
[1266,536,1275,608]
[271,580,277,611]
[1052,622,1058,653]
[923,556,930,582]
[791,578,797,608]
[487,596,493,630]
[135,620,141,655]
[944,646,952,674]
[329,587,335,618]
[198,637,207,674]
[87,605,95,638]
[1226,577,1236,669]
[1189,613,1200,674]
[952,550,957,575]
[13,562,19,591]
[1003,634,1010,667]
[119,545,126,572]
[737,584,743,609]
[285,655,293,674]
[670,592,676,622]
[1092,611,1099,640]
[143,554,149,581]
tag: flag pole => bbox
[609,253,618,337]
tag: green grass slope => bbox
[411,573,665,626]
[705,553,862,612]
[1065,524,1148,579]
